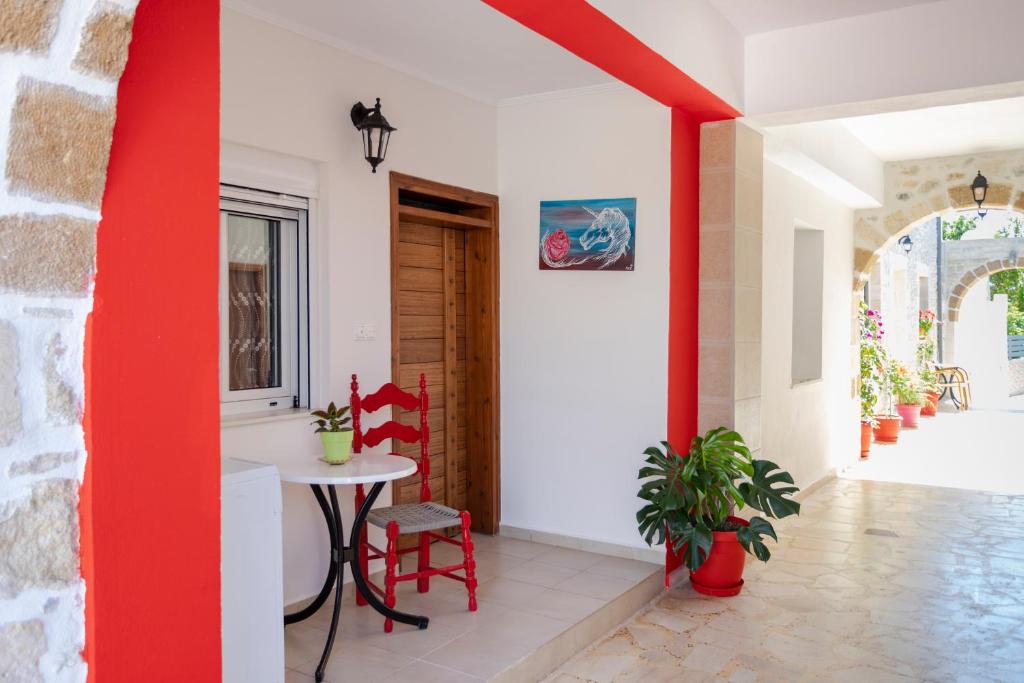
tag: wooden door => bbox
[393,223,467,515]
[390,173,500,536]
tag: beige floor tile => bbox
[586,555,662,581]
[473,607,572,648]
[285,668,314,682]
[293,642,413,682]
[499,560,580,588]
[379,661,484,682]
[516,587,607,622]
[474,576,549,607]
[553,570,636,600]
[422,631,534,678]
[531,545,605,571]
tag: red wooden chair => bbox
[349,373,477,632]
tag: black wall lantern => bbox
[971,170,988,218]
[898,234,913,254]
[351,98,396,173]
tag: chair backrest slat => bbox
[350,373,431,503]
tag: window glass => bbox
[226,214,281,391]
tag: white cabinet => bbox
[221,458,284,683]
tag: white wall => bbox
[762,161,859,488]
[746,0,1024,120]
[497,88,671,551]
[956,283,1009,407]
[219,8,497,604]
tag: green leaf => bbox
[736,516,777,562]
[310,410,330,419]
[669,520,713,571]
[738,460,801,519]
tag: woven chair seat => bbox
[367,502,463,534]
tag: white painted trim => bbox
[223,0,497,106]
[496,81,628,108]
[499,525,664,564]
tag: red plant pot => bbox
[873,415,902,443]
[896,403,922,429]
[860,421,873,458]
[921,392,940,416]
[690,516,748,597]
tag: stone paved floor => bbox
[547,476,1024,682]
[845,395,1024,494]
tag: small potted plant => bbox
[916,334,941,416]
[918,363,941,416]
[310,402,353,464]
[890,362,924,429]
[858,303,885,457]
[636,428,800,596]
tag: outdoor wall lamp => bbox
[898,235,913,254]
[351,98,396,173]
[972,170,988,218]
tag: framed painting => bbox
[539,197,636,271]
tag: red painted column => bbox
[85,0,221,679]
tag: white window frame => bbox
[219,186,310,416]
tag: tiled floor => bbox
[283,534,661,682]
[547,476,1024,681]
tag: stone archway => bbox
[1,1,137,679]
[946,255,1024,322]
[853,148,1024,290]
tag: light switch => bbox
[354,322,377,341]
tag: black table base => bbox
[284,481,428,682]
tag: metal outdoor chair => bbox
[349,373,478,633]
[935,365,972,411]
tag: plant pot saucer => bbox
[690,576,744,597]
[318,457,350,466]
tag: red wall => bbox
[85,0,221,679]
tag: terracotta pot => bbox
[873,415,902,443]
[690,516,748,597]
[860,421,873,458]
[921,392,940,416]
[896,403,922,429]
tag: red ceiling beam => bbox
[481,0,740,121]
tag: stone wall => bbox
[854,148,1024,288]
[1009,357,1024,397]
[0,1,137,680]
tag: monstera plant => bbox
[636,428,800,596]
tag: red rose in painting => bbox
[544,228,570,262]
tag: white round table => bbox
[246,452,423,683]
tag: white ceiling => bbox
[838,96,1024,161]
[225,0,615,103]
[708,0,941,35]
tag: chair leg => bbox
[384,520,399,633]
[459,511,477,612]
[417,531,430,593]
[355,485,368,607]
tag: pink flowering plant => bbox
[859,301,887,424]
[918,309,937,338]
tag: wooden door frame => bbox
[389,171,501,534]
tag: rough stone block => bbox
[0,479,79,598]
[699,121,734,169]
[44,334,77,425]
[6,78,116,207]
[74,2,135,80]
[0,619,46,682]
[0,0,60,54]
[9,452,76,477]
[700,170,734,226]
[0,321,21,447]
[0,214,96,296]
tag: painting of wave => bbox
[539,197,636,271]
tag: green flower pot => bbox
[320,430,353,464]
